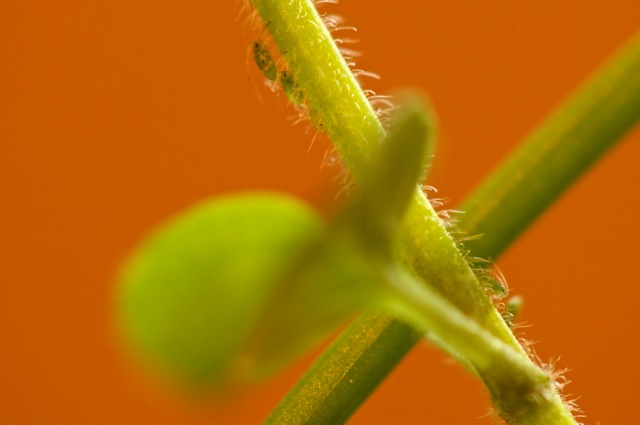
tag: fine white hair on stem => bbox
[238,0,266,33]
[321,146,341,169]
[307,128,322,153]
[437,208,464,218]
[455,233,484,242]
[245,0,396,203]
[368,95,395,109]
[330,25,358,33]
[338,48,362,60]
[334,38,360,45]
[541,357,581,418]
[352,69,381,80]
[322,14,345,28]
[367,94,393,100]
[429,196,446,208]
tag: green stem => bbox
[264,27,640,424]
[250,0,384,178]
[264,310,420,424]
[379,268,575,424]
[243,1,640,424]
[250,4,535,412]
[461,31,640,260]
[250,0,518,349]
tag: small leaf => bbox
[240,233,376,379]
[116,193,325,387]
[117,100,438,388]
[338,97,435,258]
[247,99,437,377]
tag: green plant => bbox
[116,1,640,423]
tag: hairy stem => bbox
[250,0,384,177]
[264,26,640,425]
[242,0,640,423]
[250,0,517,350]
[379,268,575,424]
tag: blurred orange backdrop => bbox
[2,1,639,423]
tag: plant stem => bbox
[250,0,385,178]
[461,31,640,260]
[249,5,543,416]
[243,2,640,424]
[379,269,576,424]
[250,0,518,349]
[264,310,420,424]
[264,26,640,424]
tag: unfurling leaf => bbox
[337,96,435,259]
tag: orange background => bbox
[2,1,639,423]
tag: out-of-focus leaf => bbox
[117,193,325,387]
[248,99,436,377]
[239,232,376,380]
[117,99,436,389]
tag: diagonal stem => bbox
[248,1,640,423]
[264,28,640,424]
